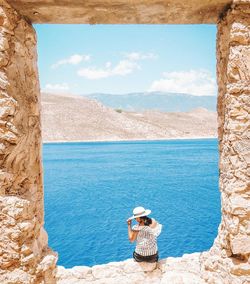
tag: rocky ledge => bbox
[57,252,206,284]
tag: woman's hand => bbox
[127,218,138,242]
[127,218,132,226]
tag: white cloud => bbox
[105,62,112,68]
[77,68,110,80]
[44,83,70,92]
[77,59,139,80]
[113,60,140,75]
[77,51,156,80]
[124,52,157,61]
[149,70,217,96]
[51,54,90,69]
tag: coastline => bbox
[43,135,217,144]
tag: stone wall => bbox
[0,0,249,283]
[0,1,57,283]
[217,0,250,257]
[200,1,250,283]
[7,0,232,25]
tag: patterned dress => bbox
[132,219,162,256]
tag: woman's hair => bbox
[140,216,152,226]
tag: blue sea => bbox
[43,139,221,268]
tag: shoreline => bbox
[43,136,217,144]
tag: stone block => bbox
[227,46,250,86]
[244,153,250,164]
[6,0,239,24]
[123,258,157,273]
[229,195,250,217]
[0,70,8,89]
[224,178,248,194]
[160,271,206,284]
[231,263,250,276]
[70,266,93,279]
[0,268,31,284]
[92,262,124,279]
[242,220,250,234]
[36,254,58,274]
[93,273,147,284]
[229,108,249,120]
[230,22,250,45]
[231,236,250,254]
[56,266,71,280]
[0,196,30,219]
[224,216,239,234]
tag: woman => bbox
[127,206,162,263]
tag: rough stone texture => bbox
[7,0,232,24]
[199,1,250,283]
[0,1,57,283]
[57,253,206,284]
[0,0,250,283]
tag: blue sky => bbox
[34,24,217,96]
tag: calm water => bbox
[43,139,221,268]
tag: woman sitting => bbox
[127,206,162,263]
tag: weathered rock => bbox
[0,0,249,283]
[231,236,250,255]
[7,0,233,24]
[121,258,156,273]
[229,195,250,217]
[200,1,250,283]
[160,271,206,284]
[0,1,57,283]
[231,263,250,276]
[57,254,205,284]
[92,262,124,279]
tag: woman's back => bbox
[127,206,163,263]
[132,219,162,256]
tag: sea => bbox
[43,139,221,268]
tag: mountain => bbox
[41,92,217,142]
[83,92,217,112]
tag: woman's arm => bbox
[127,219,138,243]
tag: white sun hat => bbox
[128,206,151,220]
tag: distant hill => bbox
[41,92,217,142]
[83,92,217,112]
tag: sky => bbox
[34,24,217,96]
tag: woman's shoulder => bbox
[132,224,144,231]
[149,219,163,236]
[149,218,158,229]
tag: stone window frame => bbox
[0,1,249,283]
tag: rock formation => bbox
[41,92,217,142]
[200,1,250,283]
[7,0,233,24]
[0,0,249,283]
[0,1,57,283]
[57,253,206,284]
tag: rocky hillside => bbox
[85,92,217,112]
[41,93,217,142]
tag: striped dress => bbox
[132,220,162,256]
